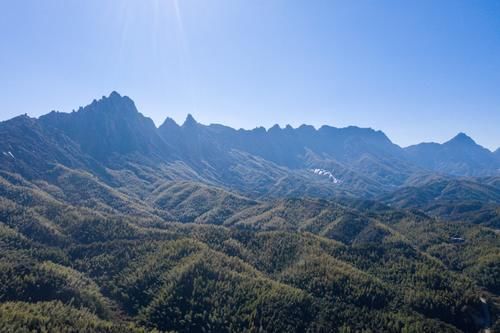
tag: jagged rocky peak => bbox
[108,90,122,99]
[47,91,137,119]
[160,117,180,128]
[182,114,198,127]
[269,124,282,132]
[94,91,137,114]
[158,117,182,139]
[37,92,164,160]
[446,132,476,146]
[40,91,146,126]
[102,90,129,103]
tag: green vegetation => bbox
[0,301,150,333]
[0,167,498,332]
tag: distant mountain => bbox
[405,133,499,176]
[39,92,173,162]
[0,114,106,180]
[157,112,415,195]
[1,92,499,199]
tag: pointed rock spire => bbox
[108,91,122,99]
[162,117,179,128]
[183,114,198,127]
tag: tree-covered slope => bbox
[1,179,498,332]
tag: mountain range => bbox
[0,92,499,332]
[2,92,499,198]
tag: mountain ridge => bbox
[405,131,498,176]
[3,92,496,153]
[2,92,499,199]
[39,92,175,162]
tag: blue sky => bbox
[0,0,499,150]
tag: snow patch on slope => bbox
[3,151,15,159]
[311,168,341,184]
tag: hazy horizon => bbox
[1,0,499,150]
